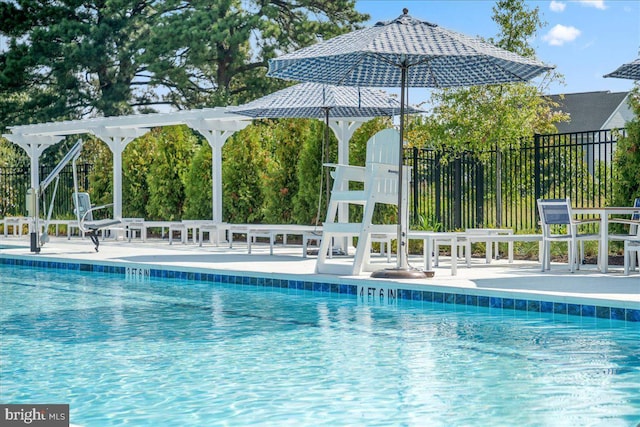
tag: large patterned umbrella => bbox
[268,9,554,277]
[604,57,640,80]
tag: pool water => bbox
[1,265,639,426]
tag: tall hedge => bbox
[222,124,268,223]
[293,120,326,224]
[145,126,198,220]
[183,143,213,220]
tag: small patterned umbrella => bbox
[268,9,554,276]
[233,82,422,119]
[233,82,423,232]
[604,57,640,80]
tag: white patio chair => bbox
[606,197,640,273]
[316,128,403,275]
[536,198,600,273]
[624,236,640,275]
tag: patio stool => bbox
[169,223,187,245]
[303,231,323,258]
[247,229,275,255]
[371,233,393,262]
[199,223,228,247]
[123,218,146,242]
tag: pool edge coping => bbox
[2,253,638,323]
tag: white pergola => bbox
[3,107,371,224]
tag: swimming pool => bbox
[1,265,639,426]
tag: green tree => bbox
[222,124,268,223]
[292,120,326,224]
[611,87,640,206]
[420,0,567,156]
[0,0,368,129]
[146,126,198,220]
[183,143,213,220]
[122,135,156,219]
[85,137,114,211]
[261,119,311,224]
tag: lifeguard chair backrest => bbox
[73,192,93,222]
[366,128,399,166]
[364,128,401,200]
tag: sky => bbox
[355,0,640,105]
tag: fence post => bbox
[453,157,462,229]
[434,151,441,227]
[496,147,502,228]
[412,147,419,224]
[534,134,541,201]
[475,158,484,227]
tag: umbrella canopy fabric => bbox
[267,9,554,276]
[267,11,553,88]
[604,57,640,80]
[232,82,422,118]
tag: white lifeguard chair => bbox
[316,128,408,275]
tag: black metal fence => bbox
[407,129,626,231]
[0,164,92,218]
[0,129,626,231]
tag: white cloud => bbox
[575,0,606,10]
[550,1,566,12]
[543,24,581,46]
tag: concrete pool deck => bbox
[1,234,638,315]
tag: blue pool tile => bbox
[478,296,489,307]
[422,291,434,302]
[503,299,514,310]
[596,306,610,319]
[411,290,423,301]
[397,289,410,300]
[581,305,596,318]
[540,301,553,313]
[626,309,640,322]
[466,295,478,306]
[553,302,567,314]
[527,300,540,313]
[490,297,502,308]
[515,299,527,311]
[567,304,581,317]
[611,307,625,321]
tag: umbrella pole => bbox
[397,65,407,269]
[371,62,431,279]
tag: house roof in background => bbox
[548,91,630,134]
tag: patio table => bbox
[573,207,640,273]
[407,231,460,276]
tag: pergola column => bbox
[187,119,250,223]
[3,134,64,233]
[89,127,150,219]
[3,134,64,192]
